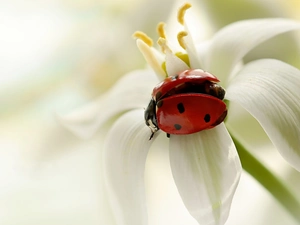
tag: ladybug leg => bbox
[166,133,170,138]
[149,132,155,140]
[145,98,159,140]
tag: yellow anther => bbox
[157,37,172,53]
[177,31,188,50]
[177,3,192,25]
[132,31,153,47]
[157,22,166,39]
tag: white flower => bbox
[59,3,300,225]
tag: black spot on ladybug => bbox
[177,103,185,114]
[204,114,211,123]
[174,124,182,130]
[172,74,179,80]
[157,100,163,108]
[156,91,162,100]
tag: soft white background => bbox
[1,0,300,224]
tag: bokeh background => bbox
[1,0,300,224]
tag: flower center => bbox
[132,2,193,79]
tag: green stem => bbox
[229,129,300,222]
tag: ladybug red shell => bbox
[152,69,220,101]
[156,94,227,135]
[144,69,227,139]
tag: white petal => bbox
[169,124,242,225]
[103,109,157,225]
[58,69,158,138]
[165,50,189,77]
[183,24,202,69]
[196,40,212,66]
[226,59,300,171]
[136,39,166,80]
[204,19,300,84]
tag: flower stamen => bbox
[136,39,166,79]
[157,22,166,39]
[177,31,188,50]
[157,37,172,54]
[132,31,153,47]
[177,3,192,25]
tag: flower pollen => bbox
[132,31,153,47]
[157,22,167,39]
[157,37,172,54]
[177,31,188,50]
[133,2,194,79]
[177,3,192,25]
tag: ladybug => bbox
[144,69,227,140]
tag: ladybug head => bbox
[144,98,159,140]
[206,83,226,100]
